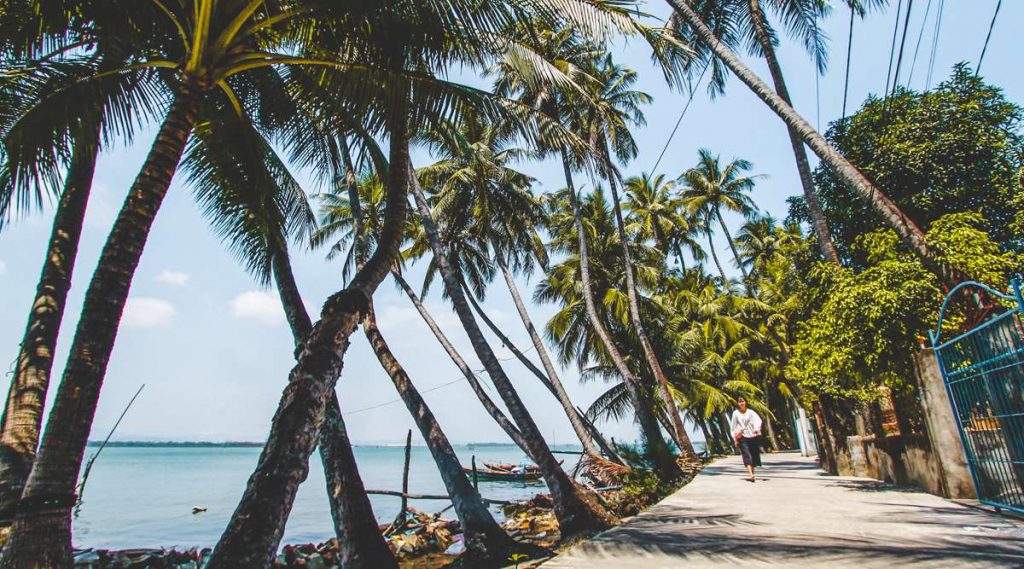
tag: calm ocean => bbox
[71,443,583,550]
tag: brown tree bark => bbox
[747,0,841,264]
[270,239,396,568]
[605,171,697,461]
[206,109,411,568]
[0,123,101,523]
[561,156,681,481]
[390,269,531,455]
[666,0,959,286]
[411,171,616,537]
[362,302,524,565]
[465,267,603,457]
[0,82,202,568]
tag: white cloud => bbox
[122,298,175,328]
[156,270,190,286]
[229,291,284,325]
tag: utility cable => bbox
[926,0,946,89]
[650,61,711,175]
[976,0,1003,76]
[891,0,915,95]
[841,5,855,120]
[907,0,934,88]
[884,0,904,98]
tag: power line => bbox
[925,0,946,89]
[906,0,934,88]
[841,5,855,120]
[650,62,711,175]
[891,0,915,94]
[884,0,904,98]
[976,0,1003,76]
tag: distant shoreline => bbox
[83,441,560,448]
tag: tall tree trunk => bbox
[390,269,531,455]
[706,229,728,283]
[714,207,748,285]
[560,155,681,481]
[0,83,202,568]
[207,109,411,568]
[270,241,396,568]
[410,172,616,537]
[665,0,959,286]
[468,263,602,458]
[0,123,101,523]
[604,173,696,461]
[748,0,841,264]
[362,302,523,565]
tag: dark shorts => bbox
[739,436,762,467]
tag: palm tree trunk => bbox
[665,0,958,285]
[469,263,603,458]
[390,269,531,455]
[706,229,728,283]
[0,83,202,568]
[207,109,411,568]
[0,123,101,524]
[362,302,522,565]
[748,0,840,264]
[560,155,681,481]
[605,174,697,461]
[714,207,750,286]
[410,171,616,537]
[269,241,396,569]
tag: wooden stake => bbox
[471,455,479,490]
[397,429,412,526]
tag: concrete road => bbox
[545,452,1024,568]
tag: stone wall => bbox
[826,349,976,500]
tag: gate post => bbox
[914,348,976,499]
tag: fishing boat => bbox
[463,464,543,482]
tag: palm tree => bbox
[673,0,840,263]
[410,168,617,536]
[489,25,682,480]
[664,0,957,285]
[312,168,527,565]
[624,172,705,271]
[575,54,697,461]
[181,113,396,567]
[416,114,607,460]
[680,149,759,286]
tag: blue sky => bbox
[0,0,1019,446]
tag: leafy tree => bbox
[792,64,1024,264]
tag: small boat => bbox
[463,466,542,482]
[482,459,561,473]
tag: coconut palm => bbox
[416,114,610,460]
[671,0,840,263]
[680,149,759,286]
[623,172,705,272]
[573,54,697,460]
[488,24,681,479]
[664,0,957,285]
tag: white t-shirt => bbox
[730,409,763,439]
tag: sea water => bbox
[71,443,581,550]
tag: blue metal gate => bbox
[930,280,1024,514]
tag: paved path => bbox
[547,452,1024,568]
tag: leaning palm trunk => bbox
[666,0,956,284]
[705,229,728,283]
[390,269,532,456]
[0,123,101,523]
[604,172,697,461]
[269,242,396,569]
[560,154,681,481]
[0,83,202,568]
[362,302,522,565]
[206,113,411,568]
[748,0,840,264]
[714,207,748,285]
[465,266,602,458]
[411,171,616,536]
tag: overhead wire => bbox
[650,61,711,175]
[884,0,904,98]
[925,0,946,89]
[841,4,855,120]
[906,0,934,87]
[891,0,915,95]
[976,0,1003,76]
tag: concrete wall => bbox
[828,350,976,500]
